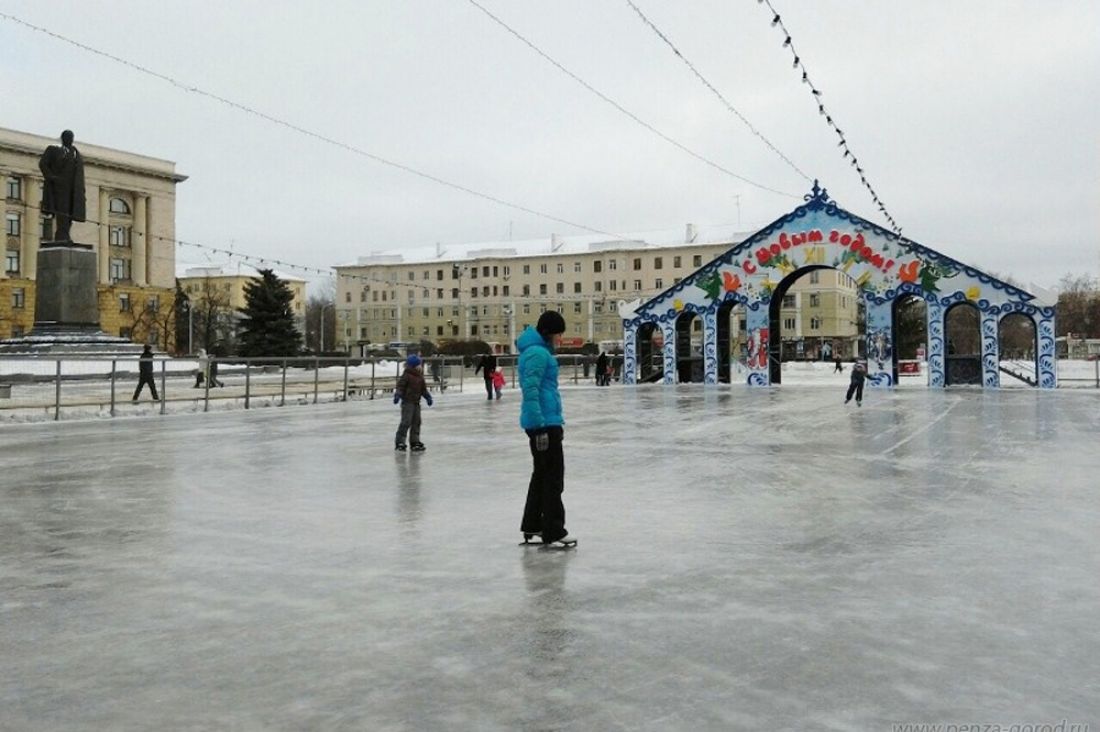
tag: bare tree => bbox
[305,292,337,352]
[187,276,234,352]
[1056,273,1099,338]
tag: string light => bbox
[757,0,903,234]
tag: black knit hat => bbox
[536,310,566,336]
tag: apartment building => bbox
[335,225,859,356]
[2,127,186,346]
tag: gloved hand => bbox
[393,392,401,405]
[425,393,433,407]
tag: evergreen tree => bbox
[237,269,302,357]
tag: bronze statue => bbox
[38,130,86,242]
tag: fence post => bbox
[109,359,117,416]
[1095,358,1099,389]
[160,359,167,415]
[343,357,349,402]
[313,356,320,404]
[370,358,376,399]
[54,360,61,421]
[281,359,287,406]
[573,356,578,384]
[244,359,251,409]
[459,357,464,393]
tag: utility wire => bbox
[463,0,796,198]
[0,11,630,241]
[757,0,902,234]
[624,0,812,183]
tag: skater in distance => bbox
[394,355,433,452]
[845,359,866,407]
[517,311,576,548]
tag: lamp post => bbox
[319,303,334,353]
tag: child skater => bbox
[491,367,505,400]
[394,355,433,451]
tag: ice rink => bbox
[2,384,1098,730]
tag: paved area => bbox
[2,385,1098,730]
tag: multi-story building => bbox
[176,264,307,352]
[334,225,859,357]
[1,127,186,348]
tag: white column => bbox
[132,196,147,286]
[587,298,594,342]
[98,190,110,284]
[21,182,38,279]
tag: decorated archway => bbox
[620,183,1056,389]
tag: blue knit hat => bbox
[406,355,422,367]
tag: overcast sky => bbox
[2,1,1097,291]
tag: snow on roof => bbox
[175,262,306,283]
[334,223,752,269]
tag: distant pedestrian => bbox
[491,367,505,399]
[208,344,226,388]
[596,351,609,386]
[475,351,498,400]
[193,348,208,388]
[834,356,844,373]
[394,355,433,452]
[132,344,159,402]
[845,360,866,407]
[517,311,575,548]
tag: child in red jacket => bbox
[491,368,505,400]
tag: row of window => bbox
[347,277,687,304]
[6,175,134,213]
[380,253,710,285]
[5,211,132,247]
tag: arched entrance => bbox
[637,322,662,383]
[675,311,703,382]
[768,265,861,384]
[716,302,744,383]
[892,292,928,383]
[998,312,1038,386]
[944,302,981,385]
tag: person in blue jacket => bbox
[516,311,575,547]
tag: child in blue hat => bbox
[394,354,433,451]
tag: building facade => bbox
[334,225,858,355]
[2,127,186,348]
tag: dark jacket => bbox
[475,353,497,377]
[139,350,154,378]
[850,365,865,385]
[395,367,429,403]
[596,353,609,373]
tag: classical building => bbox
[1,127,186,347]
[176,265,307,352]
[333,225,858,355]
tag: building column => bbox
[662,321,676,384]
[587,299,594,342]
[622,320,637,385]
[702,308,718,384]
[745,305,769,386]
[1037,311,1057,388]
[865,299,894,387]
[132,196,147,286]
[926,300,946,387]
[21,194,38,280]
[981,309,1000,388]
[98,190,109,284]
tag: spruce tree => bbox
[237,268,302,357]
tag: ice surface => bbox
[1,385,1098,729]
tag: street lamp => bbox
[319,302,334,353]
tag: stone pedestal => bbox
[0,242,143,356]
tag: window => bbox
[437,307,444,317]
[109,226,129,247]
[11,287,25,308]
[493,266,498,277]
[523,264,530,275]
[5,249,18,274]
[452,266,460,280]
[5,177,20,200]
[110,258,130,282]
[451,288,459,299]
[483,266,490,277]
[371,291,378,302]
[594,281,602,292]
[503,266,511,276]
[809,271,820,284]
[654,257,663,270]
[841,296,847,308]
[437,326,444,336]
[810,294,820,307]
[593,261,602,273]
[608,259,617,271]
[523,304,531,314]
[557,263,564,274]
[633,258,642,270]
[609,280,617,291]
[471,325,479,336]
[437,269,444,280]
[146,295,160,312]
[5,212,20,236]
[782,295,796,308]
[673,256,681,268]
[436,288,443,299]
[502,285,510,296]
[539,264,547,274]
[573,282,581,293]
[784,317,796,331]
[470,288,478,298]
[108,197,130,214]
[594,303,603,313]
[573,262,581,273]
[422,307,430,317]
[654,278,663,289]
[693,255,702,266]
[482,305,489,316]
[556,282,564,294]
[810,317,822,330]
[633,279,641,291]
[482,286,489,297]
[119,293,132,312]
[539,284,547,295]
[470,267,477,279]
[573,302,582,313]
[523,285,530,296]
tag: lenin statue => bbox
[38,130,86,242]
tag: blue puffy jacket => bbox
[516,326,563,430]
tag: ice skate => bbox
[395,443,407,452]
[519,531,542,545]
[541,534,577,549]
[410,442,426,452]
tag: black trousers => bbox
[845,380,864,402]
[521,426,566,542]
[133,375,159,401]
[483,376,493,398]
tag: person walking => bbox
[475,351,498,400]
[193,348,208,388]
[394,355,433,452]
[845,360,866,407]
[132,344,159,402]
[833,355,844,373]
[596,351,609,386]
[517,311,575,547]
